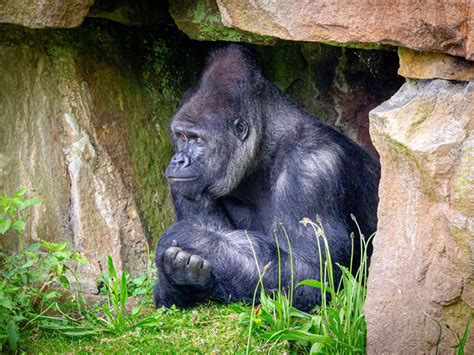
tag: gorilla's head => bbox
[166,45,264,199]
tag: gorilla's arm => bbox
[154,221,325,310]
[170,188,232,228]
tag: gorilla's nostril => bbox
[172,153,191,167]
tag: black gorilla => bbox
[154,45,380,311]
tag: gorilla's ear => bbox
[232,119,249,141]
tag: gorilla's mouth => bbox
[167,176,198,182]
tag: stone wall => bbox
[366,79,473,353]
[0,20,207,290]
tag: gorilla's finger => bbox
[199,260,211,278]
[188,255,204,275]
[164,246,181,264]
[174,250,191,269]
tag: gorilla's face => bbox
[166,96,253,199]
[166,46,264,200]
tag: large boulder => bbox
[215,0,473,60]
[399,48,474,81]
[366,79,474,353]
[0,0,94,28]
[0,21,203,290]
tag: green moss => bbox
[317,40,394,51]
[129,34,206,241]
[171,0,276,44]
[126,112,175,240]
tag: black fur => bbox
[154,45,380,311]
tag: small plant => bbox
[235,217,372,354]
[0,188,88,351]
[457,313,472,355]
[43,255,161,338]
[97,256,146,332]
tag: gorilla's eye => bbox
[178,133,187,142]
[233,119,249,141]
[195,137,204,143]
[236,121,245,133]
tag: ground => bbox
[24,303,290,353]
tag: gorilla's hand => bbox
[163,240,211,288]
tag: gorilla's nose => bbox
[170,152,191,169]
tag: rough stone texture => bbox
[88,0,168,26]
[366,79,474,353]
[0,0,94,28]
[399,48,474,81]
[216,0,474,60]
[0,21,202,291]
[169,0,276,43]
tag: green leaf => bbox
[107,256,117,279]
[102,303,114,323]
[11,220,26,233]
[62,330,100,337]
[120,272,128,312]
[27,243,41,253]
[135,317,161,327]
[0,297,13,310]
[60,275,71,288]
[74,253,89,265]
[19,198,44,211]
[131,305,141,317]
[45,291,61,300]
[297,279,335,294]
[41,240,67,252]
[14,188,27,197]
[0,218,11,234]
[6,320,19,350]
[55,241,68,251]
[21,259,35,269]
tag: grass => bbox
[232,217,371,354]
[23,303,290,353]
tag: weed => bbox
[235,216,372,354]
[457,313,472,355]
[0,188,87,351]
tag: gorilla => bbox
[154,45,380,311]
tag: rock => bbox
[88,0,168,26]
[168,0,276,43]
[399,48,474,81]
[0,21,201,291]
[366,79,474,353]
[215,0,474,60]
[0,0,94,28]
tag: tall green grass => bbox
[235,216,373,354]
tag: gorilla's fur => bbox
[154,45,380,311]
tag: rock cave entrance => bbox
[1,1,472,352]
[0,9,403,299]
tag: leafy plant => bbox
[235,216,372,354]
[0,188,89,351]
[42,255,161,338]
